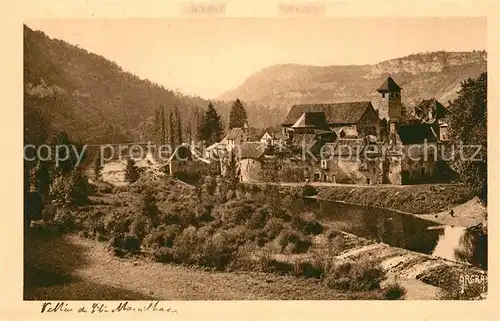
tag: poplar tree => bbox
[228,98,248,129]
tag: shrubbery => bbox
[52,208,76,232]
[301,184,318,197]
[325,259,387,292]
[383,281,407,300]
[125,158,140,183]
[50,170,91,206]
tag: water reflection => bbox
[432,226,465,261]
[454,225,488,270]
[292,198,486,269]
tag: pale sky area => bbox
[26,18,486,99]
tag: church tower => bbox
[376,76,403,122]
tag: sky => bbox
[26,18,486,99]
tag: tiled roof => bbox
[283,101,373,126]
[291,111,328,128]
[239,142,267,159]
[397,123,438,145]
[226,128,246,140]
[415,98,448,119]
[377,76,402,92]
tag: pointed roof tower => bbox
[377,76,402,92]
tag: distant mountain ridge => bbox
[219,51,487,112]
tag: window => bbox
[382,93,386,98]
[373,168,376,174]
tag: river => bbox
[291,197,487,269]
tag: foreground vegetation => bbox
[45,178,409,300]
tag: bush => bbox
[152,247,175,262]
[301,184,318,197]
[143,224,182,249]
[129,217,150,240]
[292,212,324,235]
[294,260,325,279]
[275,228,312,254]
[259,255,294,275]
[217,200,258,227]
[52,208,76,232]
[108,234,141,255]
[141,188,160,226]
[198,232,237,270]
[172,226,199,263]
[50,170,91,206]
[195,202,215,223]
[161,202,198,227]
[247,206,270,229]
[325,259,387,292]
[125,158,140,183]
[201,176,218,196]
[104,213,134,236]
[280,166,306,183]
[383,282,407,300]
[261,217,288,242]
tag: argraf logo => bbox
[459,274,487,294]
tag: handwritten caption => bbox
[40,301,177,314]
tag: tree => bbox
[50,131,87,175]
[155,105,166,145]
[174,105,183,145]
[125,158,140,183]
[94,154,103,182]
[228,98,248,129]
[448,72,487,204]
[198,102,224,146]
[224,149,241,188]
[168,111,175,147]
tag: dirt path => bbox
[25,231,368,300]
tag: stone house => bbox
[395,123,439,184]
[165,143,209,176]
[222,127,247,151]
[318,138,384,185]
[239,142,267,183]
[414,98,450,142]
[260,132,272,145]
[282,101,382,142]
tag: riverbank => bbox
[245,182,475,215]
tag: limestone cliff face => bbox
[370,51,487,77]
[219,51,487,110]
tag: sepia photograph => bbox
[22,16,488,303]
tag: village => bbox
[164,76,454,187]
